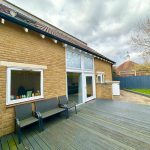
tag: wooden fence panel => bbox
[114,76,150,89]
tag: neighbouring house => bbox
[0,0,115,137]
[115,60,138,76]
[115,60,150,77]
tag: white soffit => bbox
[0,61,47,69]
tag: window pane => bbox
[11,70,41,100]
[67,73,82,104]
[86,76,93,98]
[84,57,93,70]
[67,50,81,69]
[98,76,101,82]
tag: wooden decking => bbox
[1,99,150,150]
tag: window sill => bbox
[96,82,104,84]
[6,96,44,107]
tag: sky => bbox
[7,0,150,65]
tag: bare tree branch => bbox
[130,18,150,64]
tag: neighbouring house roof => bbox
[117,60,138,71]
[115,60,138,75]
[0,1,115,64]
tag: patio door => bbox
[67,72,83,104]
[84,74,95,102]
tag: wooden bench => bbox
[15,103,41,144]
[35,97,67,130]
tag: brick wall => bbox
[0,22,66,136]
[96,83,113,99]
[94,58,113,99]
[94,58,112,81]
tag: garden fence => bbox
[114,76,150,89]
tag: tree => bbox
[131,18,150,64]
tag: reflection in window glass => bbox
[11,70,41,100]
[67,73,82,104]
[86,76,93,98]
[84,56,93,70]
[67,50,81,68]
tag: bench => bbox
[15,103,42,144]
[58,95,77,118]
[35,97,67,130]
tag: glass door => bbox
[67,72,82,104]
[86,76,93,98]
[85,74,95,102]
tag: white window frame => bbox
[6,67,44,105]
[66,47,96,104]
[97,72,105,83]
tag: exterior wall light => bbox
[24,28,29,32]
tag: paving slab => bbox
[113,90,150,105]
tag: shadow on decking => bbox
[1,99,150,150]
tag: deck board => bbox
[0,140,2,150]
[1,136,9,150]
[11,134,24,150]
[7,135,17,150]
[1,99,150,150]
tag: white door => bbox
[84,74,96,102]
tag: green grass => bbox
[129,89,150,95]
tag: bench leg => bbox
[17,127,22,144]
[40,118,44,131]
[38,118,44,131]
[38,118,43,131]
[75,105,77,114]
[65,108,69,119]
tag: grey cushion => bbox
[35,97,59,113]
[15,103,33,120]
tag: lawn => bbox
[129,89,150,95]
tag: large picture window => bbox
[7,68,43,105]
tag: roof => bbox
[116,60,138,74]
[0,0,115,64]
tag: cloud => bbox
[7,0,150,65]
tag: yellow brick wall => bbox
[94,58,112,81]
[94,58,113,99]
[96,83,113,99]
[0,22,66,136]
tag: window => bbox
[7,68,43,105]
[84,56,93,70]
[97,73,105,83]
[66,50,81,69]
